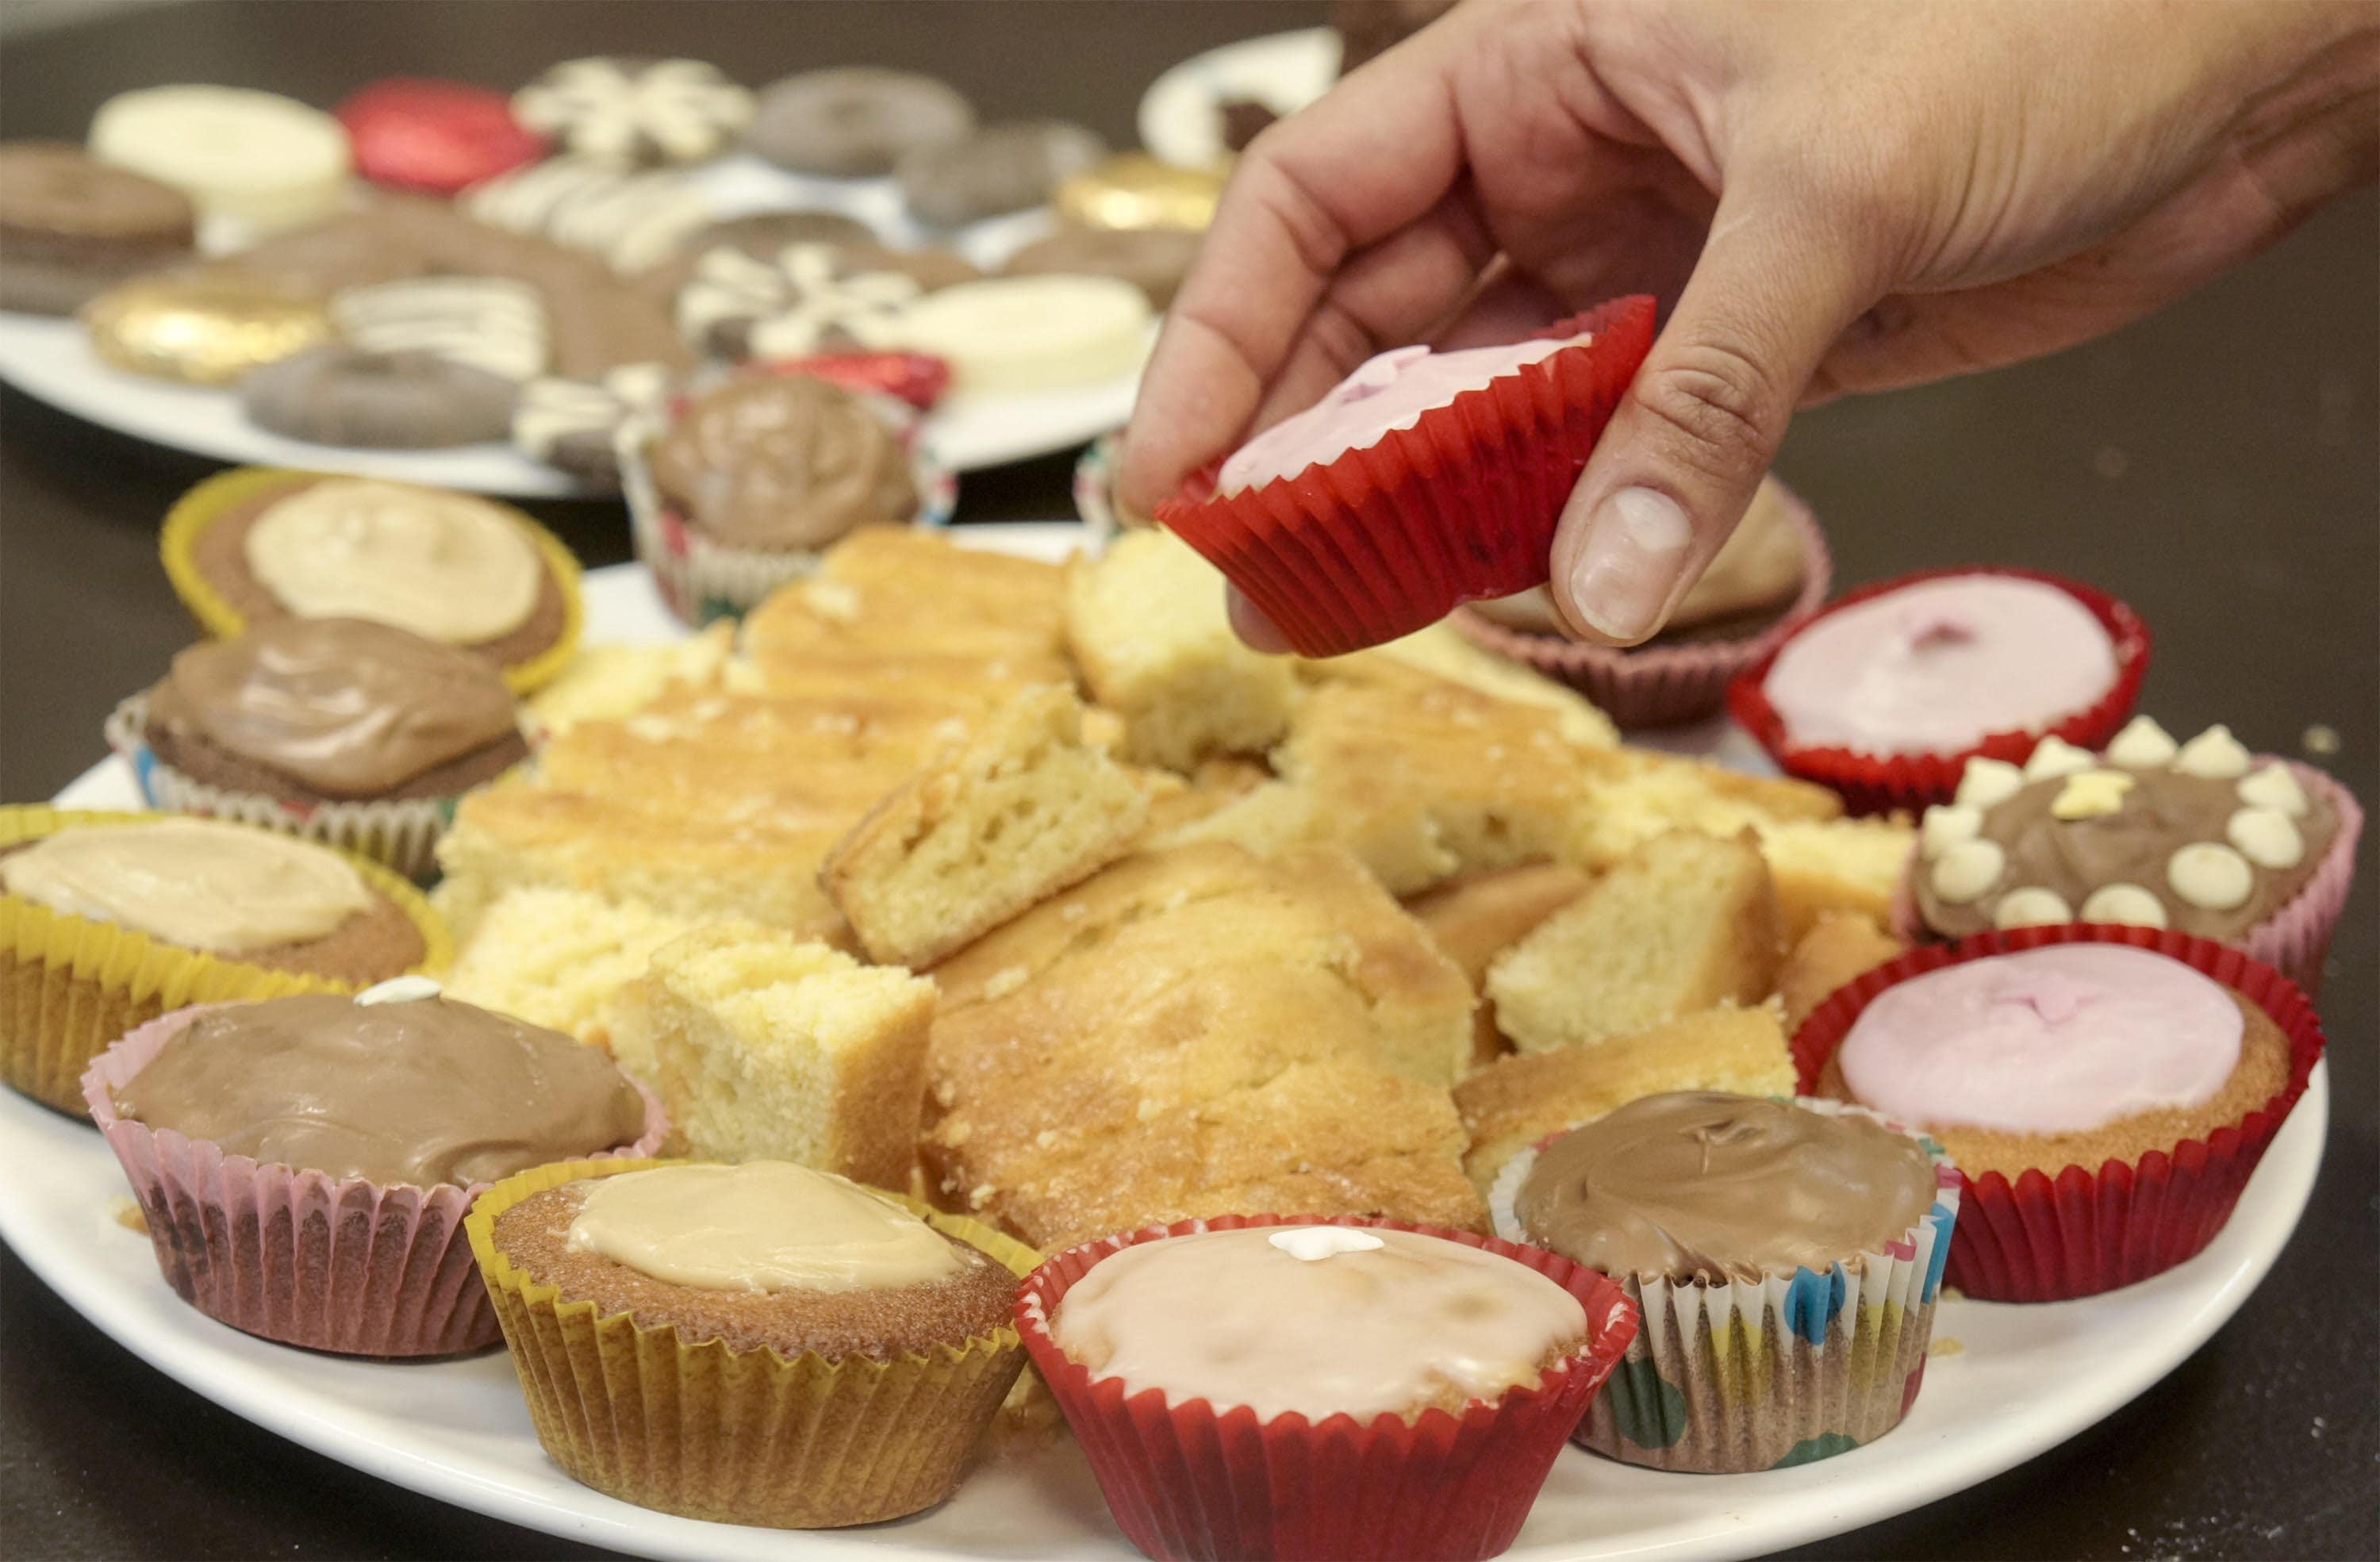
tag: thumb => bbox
[1550,199,1872,645]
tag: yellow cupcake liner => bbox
[159,466,585,695]
[0,805,450,1116]
[467,1158,1039,1529]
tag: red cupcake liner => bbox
[83,1004,669,1356]
[1157,297,1658,658]
[1453,483,1833,728]
[1015,1212,1639,1562]
[1790,924,2326,1303]
[1725,566,2151,815]
[1888,758,2361,999]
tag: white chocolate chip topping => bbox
[355,975,443,1006]
[2168,842,2253,911]
[2079,883,2169,928]
[2172,724,2251,780]
[2023,735,2096,781]
[1267,1226,1387,1261]
[1956,757,2025,810]
[1919,804,1982,859]
[2104,715,2178,769]
[2227,807,2305,869]
[1931,839,2006,904]
[2236,762,2309,817]
[1993,887,2074,929]
[2050,769,2136,820]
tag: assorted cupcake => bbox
[1455,475,1833,727]
[1016,1213,1636,1562]
[1157,296,1658,656]
[1795,927,2328,1300]
[468,1158,1035,1528]
[105,616,528,879]
[84,981,663,1353]
[159,467,584,693]
[0,807,447,1115]
[620,367,954,624]
[1727,566,2150,813]
[1902,718,2360,993]
[1490,1092,1958,1473]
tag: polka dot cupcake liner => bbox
[82,1003,668,1355]
[1157,297,1658,658]
[1015,1212,1638,1562]
[1488,1101,1959,1474]
[1724,566,2151,816]
[1791,924,2328,1303]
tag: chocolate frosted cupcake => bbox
[622,369,953,624]
[0,808,447,1115]
[84,984,663,1354]
[470,1159,1036,1528]
[1491,1092,1958,1472]
[107,617,527,879]
[159,467,583,694]
[1904,717,2361,992]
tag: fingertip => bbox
[1226,585,1297,654]
[1549,482,1696,647]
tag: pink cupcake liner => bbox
[1015,1212,1638,1562]
[1791,924,2327,1302]
[1452,485,1833,729]
[1726,566,2152,815]
[82,1004,668,1357]
[1891,758,2361,998]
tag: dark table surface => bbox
[2,4,2374,1560]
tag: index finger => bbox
[1119,16,1482,514]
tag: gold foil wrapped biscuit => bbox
[81,274,334,386]
[1054,152,1225,232]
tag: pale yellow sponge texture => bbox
[440,885,703,1056]
[610,923,937,1190]
[523,622,733,739]
[1487,830,1783,1053]
[822,686,1153,968]
[1065,529,1299,770]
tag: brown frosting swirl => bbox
[145,617,520,797]
[1514,1092,1937,1283]
[648,374,917,550]
[112,992,648,1188]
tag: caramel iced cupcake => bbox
[1904,718,2361,993]
[159,467,583,693]
[83,984,662,1353]
[469,1159,1035,1528]
[0,807,445,1114]
[1798,931,2325,1299]
[1018,1214,1637,1562]
[106,617,528,879]
[620,370,954,624]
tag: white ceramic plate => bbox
[1138,26,1341,168]
[0,160,1146,487]
[2,528,2328,1562]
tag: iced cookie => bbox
[1003,225,1200,309]
[676,240,973,360]
[243,347,519,449]
[747,67,975,177]
[853,274,1149,392]
[896,120,1107,227]
[512,363,674,486]
[462,154,710,274]
[336,79,547,195]
[89,85,351,232]
[329,275,551,382]
[0,141,194,315]
[512,57,751,167]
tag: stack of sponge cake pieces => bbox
[440,526,1915,1250]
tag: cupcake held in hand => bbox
[469,1158,1036,1529]
[1158,296,1656,656]
[1492,1092,1958,1473]
[1018,1213,1637,1562]
[108,616,528,879]
[83,982,663,1353]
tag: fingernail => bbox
[1567,486,1692,642]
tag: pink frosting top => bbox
[1760,577,2115,754]
[1839,946,2242,1135]
[1218,335,1583,493]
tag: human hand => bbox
[1122,0,2378,649]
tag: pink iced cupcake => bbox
[83,980,666,1356]
[1727,566,2149,814]
[1159,297,1656,657]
